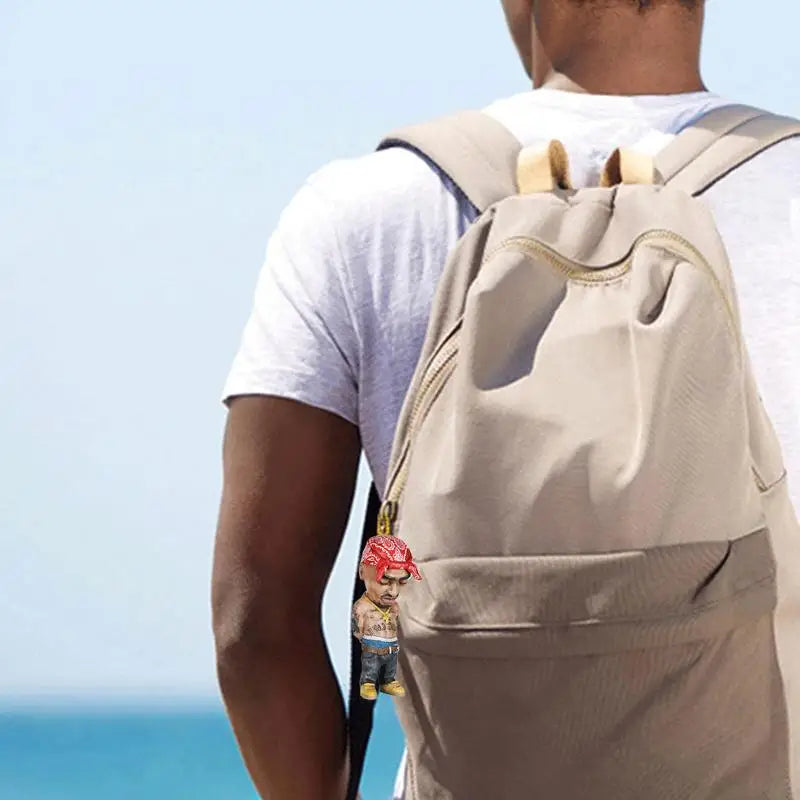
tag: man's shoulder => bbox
[354,597,372,614]
[284,141,474,282]
[305,146,459,226]
[292,95,524,232]
[708,131,800,205]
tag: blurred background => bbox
[1,1,798,798]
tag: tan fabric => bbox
[397,531,788,799]
[379,111,520,212]
[517,140,573,194]
[600,147,657,187]
[379,107,800,799]
[760,475,800,794]
[654,104,764,184]
[655,105,800,195]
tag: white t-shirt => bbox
[224,89,800,510]
[223,89,800,799]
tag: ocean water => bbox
[0,700,405,800]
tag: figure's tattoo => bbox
[351,608,361,638]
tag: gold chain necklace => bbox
[363,593,393,624]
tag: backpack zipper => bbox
[377,230,739,535]
[490,229,738,332]
[378,330,460,536]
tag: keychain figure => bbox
[353,534,421,701]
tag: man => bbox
[212,1,800,798]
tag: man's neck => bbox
[532,0,706,96]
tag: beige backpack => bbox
[363,106,800,799]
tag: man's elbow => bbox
[214,607,264,662]
[211,571,317,681]
[212,577,281,678]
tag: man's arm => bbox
[212,395,361,800]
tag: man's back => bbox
[213,4,800,798]
[224,89,800,506]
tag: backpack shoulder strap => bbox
[346,481,382,800]
[378,111,522,213]
[657,104,800,196]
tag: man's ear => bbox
[358,564,364,581]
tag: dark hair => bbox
[636,0,700,8]
[572,0,701,10]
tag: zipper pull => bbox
[377,500,398,537]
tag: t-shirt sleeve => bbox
[222,179,361,425]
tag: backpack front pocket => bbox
[395,530,790,800]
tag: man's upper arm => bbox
[212,395,361,648]
[221,178,361,426]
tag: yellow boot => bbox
[360,683,378,701]
[380,680,406,697]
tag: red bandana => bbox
[360,535,421,582]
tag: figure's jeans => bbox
[360,650,398,686]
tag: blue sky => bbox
[1,0,798,700]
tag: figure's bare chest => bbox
[362,606,398,638]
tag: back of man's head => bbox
[567,0,700,10]
[502,0,706,94]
